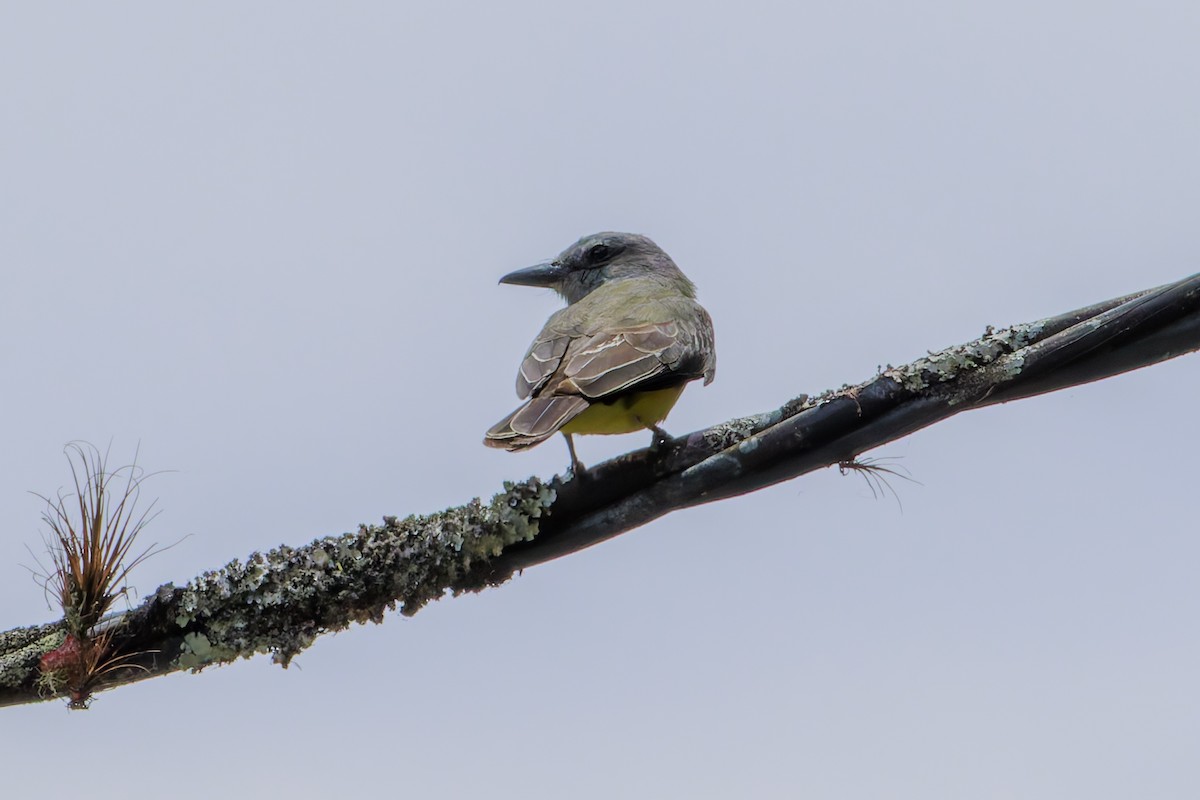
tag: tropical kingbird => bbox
[484,232,716,472]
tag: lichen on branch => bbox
[163,477,557,669]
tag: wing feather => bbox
[515,334,570,399]
[483,395,590,449]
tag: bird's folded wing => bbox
[559,323,685,398]
[515,318,704,401]
[516,334,570,399]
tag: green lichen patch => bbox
[177,632,240,670]
[166,477,556,669]
[0,624,65,689]
[703,395,811,451]
[883,323,1040,392]
[703,416,763,450]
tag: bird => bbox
[484,231,716,474]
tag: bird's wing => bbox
[519,280,712,391]
[515,332,570,400]
[528,316,710,394]
[556,321,695,399]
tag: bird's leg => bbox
[562,432,587,478]
[640,419,674,453]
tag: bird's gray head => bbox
[499,231,694,304]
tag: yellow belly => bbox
[560,385,686,435]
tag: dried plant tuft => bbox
[32,443,162,708]
[838,456,919,510]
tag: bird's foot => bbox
[646,423,674,454]
[567,458,589,481]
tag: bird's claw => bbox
[647,423,674,454]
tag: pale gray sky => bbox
[3,3,1200,798]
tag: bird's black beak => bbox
[498,260,566,288]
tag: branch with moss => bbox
[2,272,1198,708]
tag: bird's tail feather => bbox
[484,396,589,451]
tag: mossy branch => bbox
[2,272,1198,708]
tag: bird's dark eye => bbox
[586,244,612,265]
